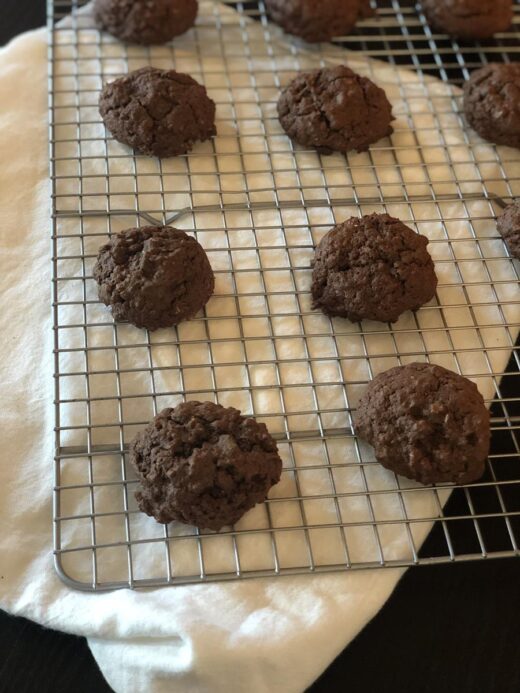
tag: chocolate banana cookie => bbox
[421,0,513,40]
[497,200,520,259]
[311,213,438,323]
[93,226,214,331]
[131,401,283,530]
[277,65,393,154]
[356,363,490,485]
[463,63,520,149]
[99,66,216,157]
[264,0,373,43]
[93,0,198,44]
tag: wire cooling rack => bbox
[49,0,520,590]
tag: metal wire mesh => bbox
[49,0,520,590]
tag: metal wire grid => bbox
[48,0,520,591]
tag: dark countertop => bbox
[1,2,519,692]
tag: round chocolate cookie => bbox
[93,226,214,331]
[130,401,283,530]
[264,0,372,43]
[421,0,513,40]
[99,66,216,158]
[311,213,438,323]
[497,200,520,259]
[93,0,198,45]
[277,66,393,154]
[463,63,520,149]
[356,363,490,485]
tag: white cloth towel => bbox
[0,4,518,692]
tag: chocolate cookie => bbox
[93,226,214,331]
[99,67,216,157]
[264,0,372,43]
[93,0,198,45]
[311,214,437,323]
[277,66,393,154]
[130,401,283,530]
[356,363,490,485]
[421,0,513,40]
[463,63,520,149]
[497,200,520,259]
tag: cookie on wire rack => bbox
[421,0,513,40]
[93,0,198,45]
[356,363,491,485]
[277,65,394,154]
[130,401,283,530]
[93,226,215,331]
[497,200,520,259]
[311,213,438,323]
[264,0,373,43]
[463,63,520,150]
[99,66,216,158]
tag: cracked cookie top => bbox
[93,226,215,330]
[356,363,490,485]
[130,401,283,530]
[93,0,198,45]
[421,0,513,40]
[264,0,373,44]
[463,63,520,150]
[311,213,438,323]
[277,65,393,154]
[99,66,216,157]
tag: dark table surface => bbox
[1,2,519,692]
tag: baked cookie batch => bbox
[88,0,519,530]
